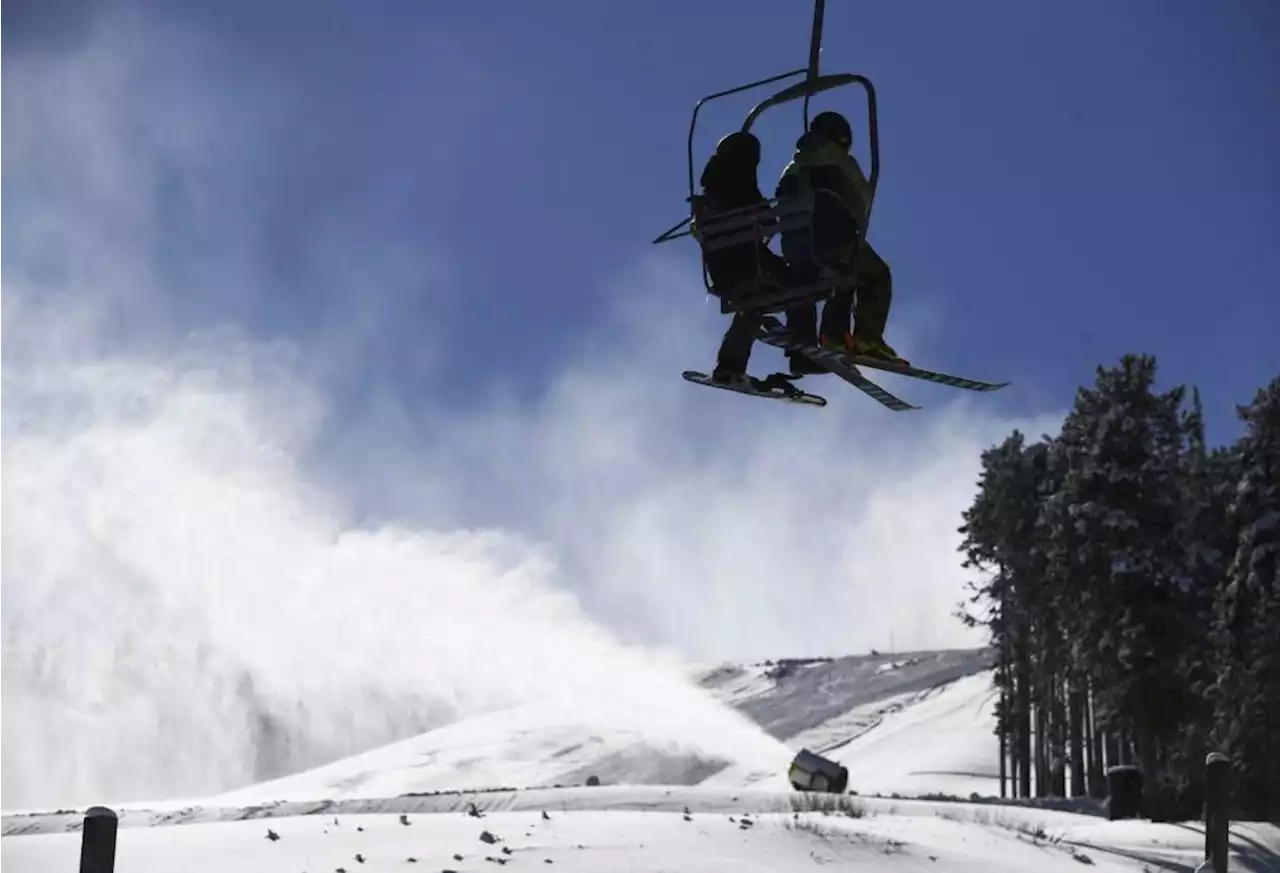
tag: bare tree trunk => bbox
[1035,701,1048,797]
[999,703,1008,799]
[1016,641,1032,799]
[1088,683,1106,798]
[999,653,1009,799]
[1137,718,1159,818]
[1051,677,1067,796]
[1083,686,1095,792]
[1069,677,1085,797]
[1010,725,1020,799]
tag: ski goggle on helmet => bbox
[810,111,853,149]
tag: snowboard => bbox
[682,370,827,407]
[756,315,1009,411]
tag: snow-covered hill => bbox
[6,648,1279,871]
[163,648,1002,807]
[103,647,997,809]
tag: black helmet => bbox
[809,111,852,148]
[714,131,762,166]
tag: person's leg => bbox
[801,192,860,351]
[852,241,892,341]
[784,299,817,345]
[850,241,906,363]
[781,300,829,375]
[773,183,864,373]
[819,286,854,346]
[713,311,761,382]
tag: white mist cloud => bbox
[1,4,1060,811]
[337,259,1063,661]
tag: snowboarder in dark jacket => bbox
[696,131,794,385]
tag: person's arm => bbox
[793,141,871,227]
[830,151,872,225]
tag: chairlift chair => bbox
[653,69,880,317]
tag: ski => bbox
[682,370,827,407]
[755,317,919,411]
[838,355,1010,392]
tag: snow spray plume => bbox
[0,298,790,808]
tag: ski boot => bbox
[821,330,908,366]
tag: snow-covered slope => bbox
[201,700,789,806]
[203,646,999,804]
[126,647,998,808]
[7,647,1280,872]
[698,647,993,745]
[696,647,999,794]
[8,785,1279,872]
[824,670,1002,797]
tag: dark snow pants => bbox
[711,241,797,375]
[785,239,893,345]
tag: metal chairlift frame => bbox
[652,0,880,317]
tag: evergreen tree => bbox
[1166,389,1239,810]
[1053,355,1195,807]
[959,432,1053,797]
[958,357,1278,815]
[1213,377,1280,819]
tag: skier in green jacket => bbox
[776,111,904,366]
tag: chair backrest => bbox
[775,167,862,265]
[694,131,815,255]
[691,193,813,253]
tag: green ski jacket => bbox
[777,134,872,226]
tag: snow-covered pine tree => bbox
[1044,354,1194,808]
[1213,376,1280,819]
[1031,439,1089,798]
[1032,437,1089,797]
[958,430,1051,798]
[1039,397,1121,785]
[1168,388,1240,810]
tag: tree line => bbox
[957,353,1278,821]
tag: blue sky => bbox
[8,1,1279,436]
[245,0,1274,434]
[3,0,1279,806]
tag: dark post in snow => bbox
[1204,752,1231,873]
[1106,764,1143,820]
[79,806,118,873]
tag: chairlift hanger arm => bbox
[683,67,808,200]
[653,67,811,244]
[740,73,874,133]
[807,0,825,80]
[803,0,826,124]
[740,72,880,202]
